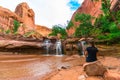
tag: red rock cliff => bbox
[0,2,51,37]
[35,25,51,37]
[73,0,102,18]
[15,2,35,31]
[68,0,119,36]
[67,0,102,36]
[0,6,23,33]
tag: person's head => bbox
[88,40,95,47]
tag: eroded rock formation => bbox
[0,40,42,49]
[0,6,23,32]
[0,2,51,49]
[15,2,35,31]
[36,25,51,37]
[72,0,102,19]
[0,2,51,37]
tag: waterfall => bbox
[44,39,51,55]
[43,39,63,56]
[55,40,62,55]
[81,41,87,56]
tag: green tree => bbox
[66,21,74,30]
[5,29,11,34]
[49,25,67,39]
[94,15,111,33]
[93,0,119,27]
[91,0,120,43]
[74,13,93,37]
[13,20,20,34]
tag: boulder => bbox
[104,71,120,80]
[83,61,107,76]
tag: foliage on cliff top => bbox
[49,25,67,39]
[71,0,120,44]
[74,13,93,37]
[66,21,74,30]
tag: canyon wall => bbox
[67,0,102,36]
[68,0,119,36]
[0,2,51,36]
[36,25,51,37]
[15,2,35,32]
[0,6,23,32]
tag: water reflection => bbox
[0,55,78,80]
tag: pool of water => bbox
[0,54,82,80]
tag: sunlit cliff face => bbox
[0,2,51,36]
[67,0,120,36]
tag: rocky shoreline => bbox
[44,56,120,80]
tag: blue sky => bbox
[0,0,84,28]
[68,0,81,11]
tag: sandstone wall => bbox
[0,6,23,33]
[68,0,119,36]
[35,25,51,37]
[15,2,35,32]
[0,2,51,37]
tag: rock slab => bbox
[84,61,107,76]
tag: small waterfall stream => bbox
[55,40,62,55]
[43,39,51,55]
[43,39,63,56]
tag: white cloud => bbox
[0,0,84,28]
[78,0,84,4]
[34,0,72,28]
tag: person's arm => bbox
[84,50,88,58]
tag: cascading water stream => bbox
[43,39,51,55]
[43,39,63,56]
[55,40,62,55]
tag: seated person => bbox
[85,40,98,62]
